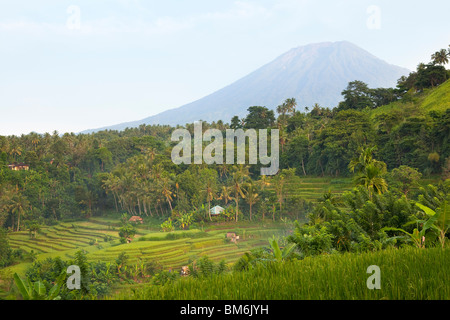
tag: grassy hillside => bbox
[275,176,354,203]
[369,79,450,119]
[420,79,450,112]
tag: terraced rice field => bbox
[8,221,119,254]
[265,175,438,204]
[3,217,288,278]
[290,177,353,201]
[264,176,353,204]
[4,176,438,279]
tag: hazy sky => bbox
[1,0,449,135]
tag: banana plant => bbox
[14,270,65,300]
[382,200,448,248]
[382,226,426,248]
[415,201,449,248]
[104,262,114,284]
[268,236,296,262]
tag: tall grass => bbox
[112,247,450,300]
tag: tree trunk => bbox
[113,193,118,212]
[301,158,306,176]
[167,199,173,215]
[143,201,148,216]
[235,196,239,223]
[208,200,212,221]
[17,209,21,232]
[148,202,153,217]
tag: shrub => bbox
[189,256,228,278]
[288,223,334,257]
[160,218,175,232]
[152,270,179,285]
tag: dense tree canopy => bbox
[0,45,448,243]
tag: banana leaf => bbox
[13,273,31,300]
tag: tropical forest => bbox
[0,46,449,302]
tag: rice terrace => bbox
[1,2,450,310]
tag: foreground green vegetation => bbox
[0,218,290,299]
[114,246,450,300]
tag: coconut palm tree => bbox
[218,185,233,206]
[431,49,449,66]
[203,179,216,221]
[11,192,30,232]
[244,180,259,221]
[9,143,22,162]
[354,164,388,200]
[103,174,120,212]
[284,98,297,116]
[229,166,249,222]
[273,173,286,219]
[348,146,383,174]
[258,175,271,191]
[160,176,174,215]
[31,134,40,152]
[349,146,387,200]
[218,164,230,179]
[279,126,288,153]
[276,103,289,128]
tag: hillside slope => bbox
[369,79,450,119]
[421,79,450,112]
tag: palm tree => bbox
[284,98,297,116]
[276,103,288,128]
[146,147,156,161]
[217,164,229,179]
[431,49,449,66]
[31,134,40,152]
[218,185,233,206]
[160,176,174,215]
[279,126,288,153]
[203,179,216,221]
[349,146,387,200]
[229,166,249,222]
[216,120,225,131]
[11,192,30,232]
[273,173,286,219]
[9,144,22,162]
[258,175,271,191]
[103,174,120,212]
[348,146,383,173]
[354,164,388,200]
[244,181,259,221]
